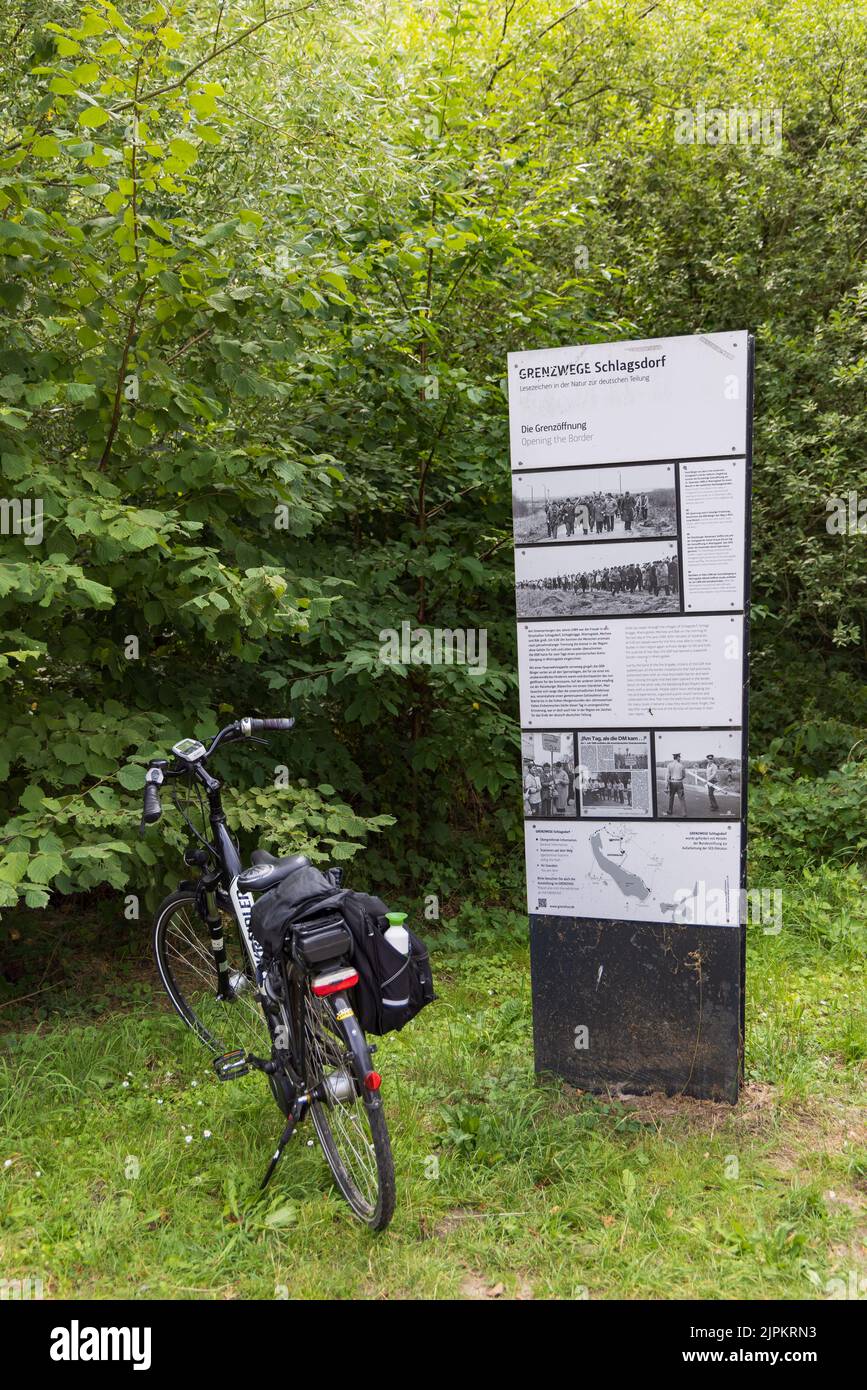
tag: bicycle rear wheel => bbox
[302,987,395,1230]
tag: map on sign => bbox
[588,828,654,902]
[525,819,740,926]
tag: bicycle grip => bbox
[250,717,295,732]
[142,777,162,824]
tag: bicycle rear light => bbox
[312,966,359,997]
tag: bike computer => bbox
[171,738,208,763]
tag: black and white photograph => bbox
[577,732,652,817]
[512,463,677,545]
[515,539,680,619]
[521,730,577,818]
[653,730,742,819]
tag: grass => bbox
[0,864,864,1300]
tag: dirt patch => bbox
[428,1208,486,1238]
[761,1095,866,1175]
[560,1082,865,1169]
[459,1270,533,1300]
[569,1081,779,1135]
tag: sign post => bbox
[510,331,753,1102]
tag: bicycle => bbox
[141,716,395,1230]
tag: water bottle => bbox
[384,911,410,955]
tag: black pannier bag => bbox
[248,860,434,1036]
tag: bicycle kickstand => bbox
[260,1093,310,1189]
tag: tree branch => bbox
[97,286,147,471]
[115,6,313,112]
[165,325,212,364]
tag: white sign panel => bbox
[517,614,743,728]
[508,330,749,469]
[511,331,750,929]
[525,820,743,926]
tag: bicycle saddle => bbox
[236,850,309,892]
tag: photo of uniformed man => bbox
[515,539,680,619]
[653,731,742,818]
[520,731,577,819]
[512,462,676,545]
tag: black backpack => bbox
[248,862,434,1036]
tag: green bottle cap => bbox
[385,912,407,926]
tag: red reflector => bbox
[364,1071,382,1091]
[312,970,359,997]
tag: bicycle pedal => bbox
[213,1049,249,1080]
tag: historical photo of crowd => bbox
[577,733,652,817]
[512,463,676,545]
[515,539,680,619]
[653,730,742,819]
[521,731,577,819]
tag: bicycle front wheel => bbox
[153,890,270,1056]
[302,988,395,1230]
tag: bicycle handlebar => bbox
[136,716,294,832]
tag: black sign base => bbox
[529,915,744,1103]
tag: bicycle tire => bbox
[152,889,270,1056]
[301,988,395,1230]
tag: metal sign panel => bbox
[511,331,753,1101]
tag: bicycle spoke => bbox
[156,897,269,1055]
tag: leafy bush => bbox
[750,756,867,868]
[0,0,865,913]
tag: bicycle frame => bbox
[194,775,265,996]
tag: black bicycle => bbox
[142,716,395,1230]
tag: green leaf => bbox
[189,90,217,117]
[0,220,45,247]
[0,852,29,886]
[31,136,62,159]
[117,764,146,790]
[169,137,197,162]
[19,784,45,812]
[28,852,63,884]
[78,107,111,129]
[263,1205,297,1228]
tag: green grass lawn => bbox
[1,867,864,1300]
